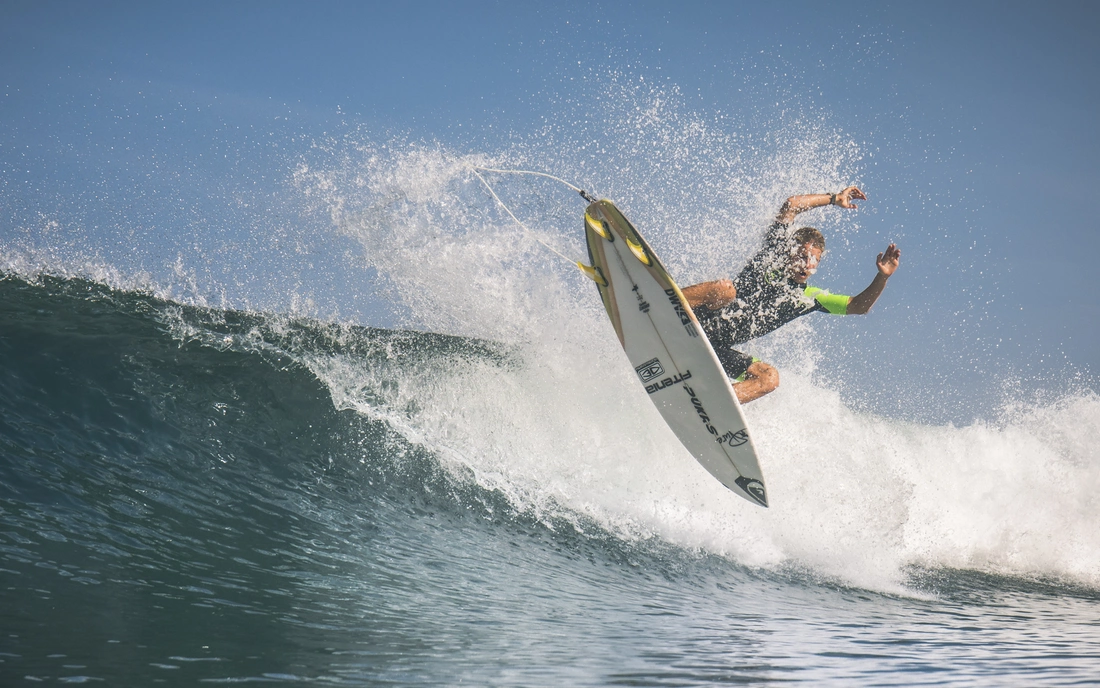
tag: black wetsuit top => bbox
[695,221,850,378]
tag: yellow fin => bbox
[577,263,608,287]
[584,212,612,240]
[624,236,651,265]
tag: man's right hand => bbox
[832,186,867,209]
[777,186,867,223]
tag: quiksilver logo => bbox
[734,477,768,507]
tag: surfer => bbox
[682,187,900,404]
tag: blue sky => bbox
[2,1,1098,418]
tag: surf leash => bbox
[469,166,605,284]
[472,166,597,203]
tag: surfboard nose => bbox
[734,477,769,508]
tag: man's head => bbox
[788,227,825,283]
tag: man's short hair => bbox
[793,226,825,251]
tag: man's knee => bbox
[732,361,779,405]
[716,279,737,302]
[749,361,779,392]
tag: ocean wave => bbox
[3,273,1096,596]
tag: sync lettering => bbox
[664,289,698,337]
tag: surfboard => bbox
[583,200,768,507]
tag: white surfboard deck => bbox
[583,200,767,507]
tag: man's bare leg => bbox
[682,279,736,311]
[732,361,779,404]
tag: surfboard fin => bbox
[584,212,612,241]
[577,262,608,287]
[623,236,651,266]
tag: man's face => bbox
[788,242,823,283]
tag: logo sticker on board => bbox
[635,357,665,383]
[734,477,768,508]
[717,428,750,447]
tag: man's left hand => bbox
[877,243,900,277]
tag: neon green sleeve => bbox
[804,286,849,315]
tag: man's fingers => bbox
[839,186,865,208]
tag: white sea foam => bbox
[311,302,1100,592]
[288,88,1100,592]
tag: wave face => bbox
[2,273,1100,684]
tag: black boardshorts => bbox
[712,345,756,381]
[695,309,756,380]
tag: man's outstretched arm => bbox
[847,243,900,315]
[776,186,866,224]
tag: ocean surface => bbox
[1,273,1098,686]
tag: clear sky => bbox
[2,1,1098,420]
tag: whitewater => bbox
[2,85,1099,683]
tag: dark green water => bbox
[2,275,1099,685]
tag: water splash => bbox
[282,80,1099,592]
